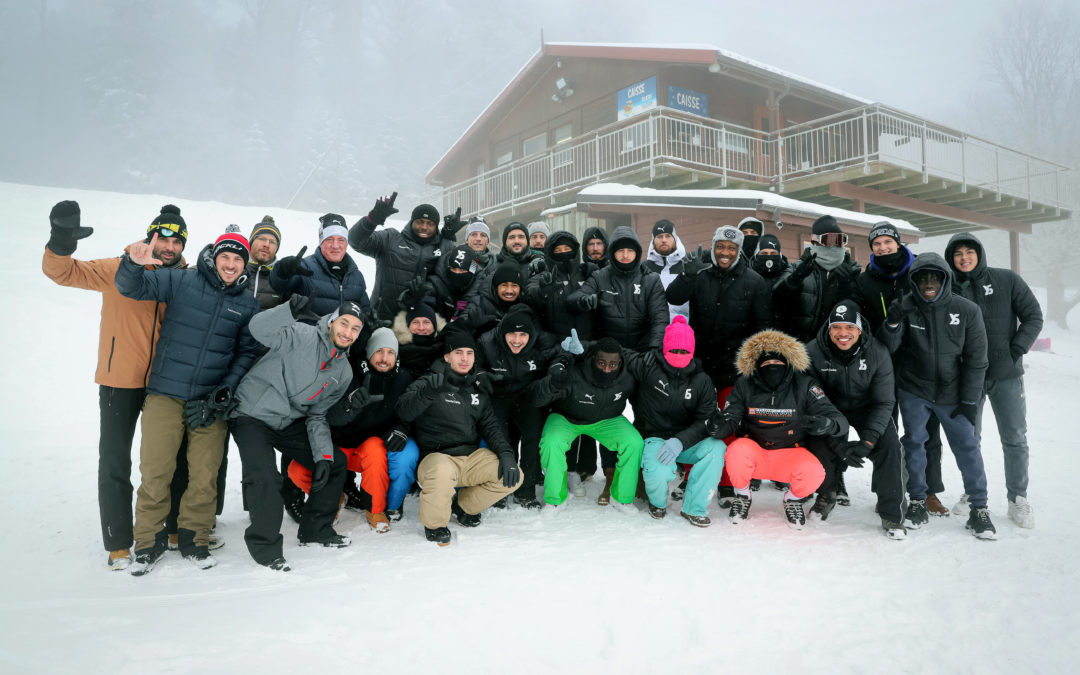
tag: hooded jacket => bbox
[245,259,287,310]
[805,317,895,446]
[327,358,414,449]
[643,231,690,321]
[115,244,260,400]
[531,346,638,426]
[348,214,457,321]
[475,307,561,398]
[706,330,848,449]
[468,223,533,303]
[43,246,186,389]
[878,253,989,405]
[944,232,1042,381]
[269,247,372,318]
[623,349,716,450]
[524,230,597,339]
[851,245,915,331]
[231,302,353,462]
[775,251,862,343]
[391,309,447,378]
[566,226,668,352]
[582,226,610,268]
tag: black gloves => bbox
[399,275,431,308]
[528,257,547,275]
[288,295,320,323]
[498,454,520,489]
[182,385,234,430]
[681,245,710,276]
[476,372,505,396]
[951,401,979,426]
[579,293,599,311]
[418,371,445,398]
[47,200,93,256]
[705,407,735,439]
[442,207,465,238]
[368,192,399,226]
[275,246,314,280]
[547,358,572,389]
[885,298,907,326]
[384,428,409,453]
[787,249,816,286]
[843,440,873,468]
[310,460,332,493]
[799,414,837,437]
[347,382,385,411]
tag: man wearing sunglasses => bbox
[775,215,861,344]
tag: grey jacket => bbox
[232,302,353,462]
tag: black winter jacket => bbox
[851,246,915,331]
[623,350,716,449]
[582,226,609,269]
[805,324,895,446]
[532,354,637,426]
[269,248,372,318]
[775,253,862,342]
[945,233,1042,381]
[524,231,597,339]
[877,253,988,405]
[115,244,260,400]
[244,261,287,311]
[328,364,413,448]
[475,320,561,398]
[348,216,457,321]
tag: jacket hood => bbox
[392,309,447,346]
[735,330,810,377]
[907,252,954,302]
[544,230,581,262]
[607,225,642,263]
[582,226,609,246]
[944,232,987,276]
[197,244,249,292]
[646,231,686,267]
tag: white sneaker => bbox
[567,472,586,498]
[609,498,636,514]
[951,493,970,517]
[1007,496,1035,529]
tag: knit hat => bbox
[811,215,842,236]
[365,326,398,359]
[502,222,529,247]
[443,329,476,354]
[527,221,550,238]
[491,262,523,289]
[212,225,250,265]
[147,204,188,244]
[868,221,900,246]
[757,233,782,253]
[499,304,535,336]
[652,219,676,238]
[329,300,364,324]
[447,244,480,272]
[828,301,863,331]
[737,217,764,235]
[249,215,281,245]
[406,299,438,327]
[465,218,490,238]
[318,213,348,243]
[663,315,695,368]
[411,204,440,224]
[713,225,744,250]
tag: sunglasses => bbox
[812,232,848,248]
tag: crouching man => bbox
[229,298,361,571]
[396,331,523,545]
[705,330,846,529]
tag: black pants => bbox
[566,435,616,475]
[814,410,907,524]
[230,415,347,565]
[98,386,145,551]
[492,393,545,495]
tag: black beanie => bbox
[491,262,523,288]
[249,215,281,245]
[406,299,438,326]
[738,217,764,236]
[499,304,535,336]
[147,204,188,244]
[755,350,788,370]
[828,301,864,331]
[502,222,529,247]
[811,215,842,236]
[868,221,901,246]
[411,204,440,224]
[329,300,364,323]
[443,329,476,354]
[447,244,479,272]
[652,219,676,238]
[757,233,782,253]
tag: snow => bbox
[2,181,1078,672]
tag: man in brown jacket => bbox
[42,201,188,570]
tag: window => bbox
[523,132,547,157]
[495,151,513,166]
[554,123,573,145]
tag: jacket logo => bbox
[858,359,867,371]
[470,393,479,405]
[454,250,466,263]
[633,284,641,295]
[684,388,693,400]
[584,394,594,401]
[613,392,623,401]
[360,361,370,374]
[434,249,442,257]
[949,313,960,325]
[527,360,536,371]
[983,284,993,296]
[657,379,668,390]
[809,385,825,400]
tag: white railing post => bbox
[776,131,784,192]
[960,134,967,193]
[920,121,928,183]
[861,108,870,174]
[720,124,728,187]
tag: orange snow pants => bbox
[288,437,390,513]
[723,438,825,499]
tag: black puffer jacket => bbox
[328,363,414,448]
[878,253,988,405]
[532,350,637,426]
[945,233,1043,381]
[775,253,862,343]
[566,226,667,352]
[269,248,372,318]
[582,226,609,268]
[624,350,716,449]
[115,244,260,400]
[851,246,915,331]
[706,330,848,448]
[666,256,772,388]
[348,216,457,321]
[245,261,287,310]
[468,225,533,305]
[524,231,597,339]
[805,320,895,446]
[396,361,514,461]
[475,307,561,397]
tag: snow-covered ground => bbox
[1,181,1077,673]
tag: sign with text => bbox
[618,76,657,120]
[667,85,708,117]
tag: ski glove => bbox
[47,200,93,255]
[547,356,572,390]
[442,207,465,238]
[843,440,873,468]
[183,398,216,430]
[310,460,332,493]
[681,245,710,276]
[368,191,399,226]
[578,293,599,311]
[347,382,385,411]
[561,328,584,355]
[832,262,857,284]
[705,407,736,439]
[528,257,547,275]
[786,250,816,286]
[288,295,320,323]
[950,401,979,427]
[656,438,683,465]
[498,454,520,489]
[275,246,314,279]
[384,428,409,454]
[799,414,837,437]
[475,372,504,396]
[421,371,445,397]
[885,298,908,327]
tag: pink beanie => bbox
[663,315,695,368]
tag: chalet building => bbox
[425,42,1071,269]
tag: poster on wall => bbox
[667,85,708,117]
[617,76,657,120]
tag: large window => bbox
[523,132,547,157]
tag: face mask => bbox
[447,271,474,292]
[812,244,845,270]
[741,236,760,259]
[758,362,788,389]
[664,350,693,369]
[753,255,780,277]
[591,362,620,385]
[874,249,906,272]
[551,248,575,263]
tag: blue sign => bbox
[618,76,657,120]
[667,85,708,117]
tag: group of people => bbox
[44,191,1041,575]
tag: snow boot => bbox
[107,549,131,571]
[905,499,929,529]
[670,477,687,501]
[299,531,352,548]
[567,471,586,498]
[808,492,837,522]
[451,494,481,527]
[282,481,306,524]
[513,489,542,510]
[951,493,970,517]
[264,557,291,572]
[728,494,751,524]
[881,519,907,540]
[783,499,806,530]
[716,485,735,509]
[772,481,789,491]
[183,548,217,570]
[680,511,711,528]
[925,493,949,517]
[491,497,508,509]
[749,478,762,491]
[597,467,615,506]
[648,503,666,519]
[425,526,451,546]
[385,505,404,522]
[966,506,998,540]
[129,537,168,577]
[343,474,371,511]
[835,472,850,506]
[366,511,391,533]
[1007,496,1035,529]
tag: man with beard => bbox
[878,253,996,539]
[470,222,534,300]
[460,261,527,336]
[583,226,608,268]
[642,219,689,321]
[528,221,549,260]
[245,215,286,310]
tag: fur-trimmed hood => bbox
[735,329,810,377]
[392,310,447,346]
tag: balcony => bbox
[430,105,1071,234]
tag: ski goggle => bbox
[811,232,848,247]
[147,221,188,241]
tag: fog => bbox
[2,0,1051,215]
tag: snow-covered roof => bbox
[576,183,920,234]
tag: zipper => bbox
[143,301,160,387]
[107,336,116,372]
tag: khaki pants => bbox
[133,395,226,550]
[417,449,522,529]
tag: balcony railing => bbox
[430,105,1071,219]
